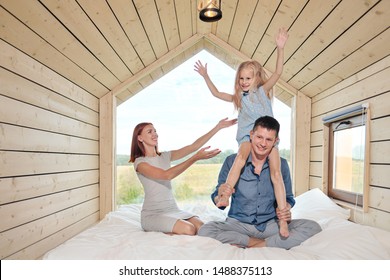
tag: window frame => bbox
[328,114,365,206]
[323,104,370,212]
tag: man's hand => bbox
[276,205,292,222]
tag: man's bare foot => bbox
[230,244,246,249]
[247,237,266,248]
[279,220,289,238]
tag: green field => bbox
[116,163,223,205]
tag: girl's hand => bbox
[194,146,221,160]
[276,27,289,49]
[216,117,238,130]
[194,60,208,78]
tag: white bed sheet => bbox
[43,189,390,260]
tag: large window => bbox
[324,104,370,209]
[116,51,292,207]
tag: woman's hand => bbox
[170,118,235,161]
[194,146,221,161]
[216,117,238,130]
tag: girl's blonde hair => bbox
[232,60,273,111]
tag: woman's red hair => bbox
[129,122,160,163]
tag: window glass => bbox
[332,125,365,194]
[328,112,367,206]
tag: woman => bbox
[129,117,237,235]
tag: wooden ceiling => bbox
[1,0,389,106]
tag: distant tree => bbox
[116,148,291,166]
[116,154,131,166]
[279,149,290,161]
[172,149,235,165]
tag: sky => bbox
[116,50,291,155]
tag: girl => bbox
[129,117,236,235]
[194,28,289,237]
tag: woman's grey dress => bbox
[134,151,195,233]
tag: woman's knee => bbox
[185,224,197,235]
[173,220,197,235]
[188,217,204,234]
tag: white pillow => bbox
[291,188,350,221]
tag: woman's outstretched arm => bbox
[136,146,220,181]
[170,117,237,161]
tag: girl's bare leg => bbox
[269,148,289,238]
[217,142,251,207]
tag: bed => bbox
[43,188,390,260]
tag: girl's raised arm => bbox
[263,28,289,92]
[194,60,234,102]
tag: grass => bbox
[116,163,222,205]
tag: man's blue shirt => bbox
[211,153,295,231]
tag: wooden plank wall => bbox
[0,40,100,259]
[310,55,390,231]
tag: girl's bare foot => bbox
[216,183,233,207]
[279,220,289,238]
[216,195,230,207]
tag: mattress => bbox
[43,188,390,260]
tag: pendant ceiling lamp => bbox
[198,0,222,22]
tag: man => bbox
[198,116,321,249]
